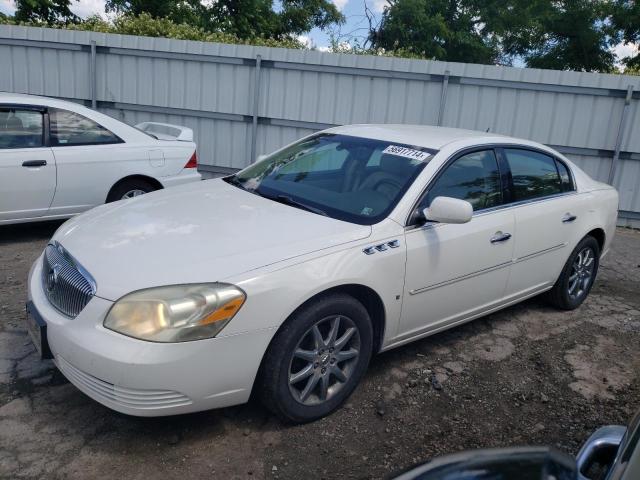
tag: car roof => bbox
[0,92,87,110]
[325,124,515,150]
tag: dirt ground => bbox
[1,222,639,480]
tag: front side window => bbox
[420,149,502,212]
[505,149,562,201]
[49,108,121,146]
[0,108,44,149]
[228,134,433,225]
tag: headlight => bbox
[104,283,245,342]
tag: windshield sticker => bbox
[360,207,373,216]
[382,145,431,162]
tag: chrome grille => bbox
[42,242,96,318]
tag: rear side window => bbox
[422,149,502,211]
[0,108,44,149]
[555,159,574,192]
[49,108,121,146]
[504,149,562,201]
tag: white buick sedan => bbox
[1,93,201,225]
[26,125,618,423]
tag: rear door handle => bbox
[562,214,577,223]
[22,160,47,167]
[490,232,512,243]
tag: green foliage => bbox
[0,13,305,49]
[623,64,640,76]
[104,0,344,40]
[497,0,616,72]
[370,0,502,64]
[610,0,640,68]
[14,0,78,24]
[370,0,623,71]
[2,0,638,73]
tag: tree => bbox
[369,0,503,64]
[105,0,206,27]
[610,0,640,68]
[370,0,616,71]
[498,0,616,72]
[14,0,78,23]
[106,0,344,40]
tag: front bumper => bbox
[28,255,275,416]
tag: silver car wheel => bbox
[121,189,147,199]
[288,315,360,406]
[568,246,595,300]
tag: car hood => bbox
[52,179,371,300]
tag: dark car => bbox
[394,409,640,480]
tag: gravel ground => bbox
[1,222,639,479]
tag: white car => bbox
[0,93,201,225]
[26,125,618,423]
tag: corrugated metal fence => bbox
[1,25,640,226]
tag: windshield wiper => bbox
[267,194,328,217]
[224,177,327,217]
[224,175,249,192]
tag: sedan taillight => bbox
[184,151,197,168]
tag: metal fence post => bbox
[250,54,262,164]
[437,70,450,126]
[90,40,97,109]
[608,84,634,185]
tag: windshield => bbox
[226,134,434,225]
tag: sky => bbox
[1,0,638,64]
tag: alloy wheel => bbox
[121,189,147,199]
[568,246,595,300]
[288,315,360,406]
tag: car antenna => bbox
[486,127,491,132]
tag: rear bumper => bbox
[28,255,275,417]
[159,170,202,189]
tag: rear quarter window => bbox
[49,108,122,146]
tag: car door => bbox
[0,106,56,223]
[500,148,582,298]
[47,107,126,217]
[398,148,515,340]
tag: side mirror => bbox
[423,196,473,224]
[576,425,625,479]
[256,154,268,163]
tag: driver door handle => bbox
[562,213,577,223]
[490,232,512,243]
[22,160,47,167]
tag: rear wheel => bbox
[547,235,600,310]
[259,293,373,423]
[107,179,158,202]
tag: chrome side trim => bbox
[409,261,513,295]
[405,192,582,234]
[513,243,567,264]
[408,243,567,295]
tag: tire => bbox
[547,235,600,310]
[106,178,158,202]
[258,293,373,423]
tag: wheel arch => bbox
[586,227,605,254]
[106,174,163,202]
[250,282,387,401]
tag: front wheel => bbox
[547,235,600,310]
[259,293,373,423]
